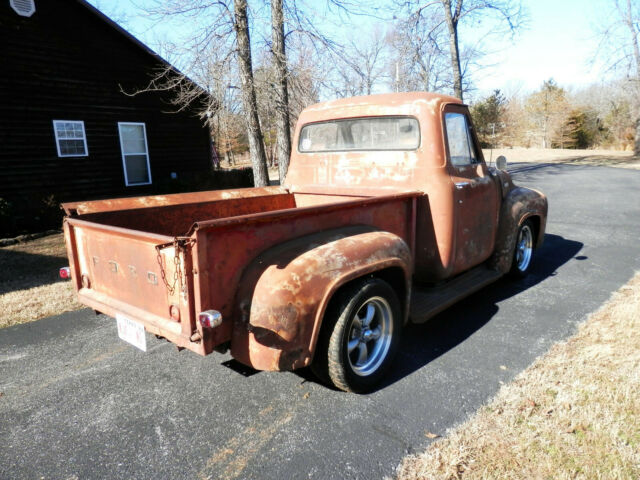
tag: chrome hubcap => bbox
[516,224,533,272]
[347,297,393,376]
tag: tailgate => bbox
[64,218,204,354]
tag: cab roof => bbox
[298,92,463,124]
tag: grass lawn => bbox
[0,233,81,328]
[396,272,640,479]
[482,148,640,170]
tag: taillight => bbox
[199,310,222,329]
[59,267,71,279]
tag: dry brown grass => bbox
[482,148,640,170]
[0,233,81,328]
[397,272,640,480]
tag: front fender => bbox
[230,226,412,371]
[490,186,548,273]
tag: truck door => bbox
[443,106,499,274]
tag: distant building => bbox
[0,0,212,210]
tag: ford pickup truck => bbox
[62,92,547,392]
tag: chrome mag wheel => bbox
[515,223,533,273]
[346,297,393,377]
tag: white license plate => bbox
[116,314,147,352]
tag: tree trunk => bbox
[624,0,640,75]
[623,0,640,156]
[442,0,463,101]
[271,0,292,184]
[234,0,269,187]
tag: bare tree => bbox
[595,0,640,154]
[441,0,464,99]
[208,61,245,166]
[234,0,269,186]
[403,0,524,101]
[285,38,322,120]
[271,0,292,182]
[347,28,389,95]
[501,93,529,147]
[324,27,389,97]
[252,0,388,177]
[623,0,640,81]
[128,1,270,186]
[280,0,386,98]
[387,16,450,92]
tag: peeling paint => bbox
[230,227,412,371]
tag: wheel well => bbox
[525,215,541,248]
[371,267,407,314]
[312,266,408,364]
[327,266,408,319]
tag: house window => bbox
[53,120,88,157]
[10,0,36,17]
[118,122,152,186]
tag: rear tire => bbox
[312,278,402,393]
[509,219,534,278]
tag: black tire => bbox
[311,278,402,393]
[509,219,535,278]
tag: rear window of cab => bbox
[298,116,420,153]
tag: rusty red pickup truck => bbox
[62,92,547,392]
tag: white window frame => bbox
[53,120,89,158]
[10,0,36,17]
[118,122,152,186]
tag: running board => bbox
[410,266,502,323]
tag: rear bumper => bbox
[78,289,206,355]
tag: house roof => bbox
[76,0,169,68]
[75,0,210,106]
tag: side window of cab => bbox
[444,112,478,167]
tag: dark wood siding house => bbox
[0,0,214,233]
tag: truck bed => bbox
[65,186,413,237]
[63,187,419,356]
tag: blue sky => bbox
[473,0,606,94]
[89,0,612,98]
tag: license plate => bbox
[116,314,147,352]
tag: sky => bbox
[88,0,613,99]
[473,0,607,95]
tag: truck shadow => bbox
[295,233,583,392]
[507,160,640,181]
[376,233,584,392]
[508,162,602,181]
[0,248,69,294]
[508,155,640,174]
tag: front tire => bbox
[510,219,534,278]
[312,278,402,393]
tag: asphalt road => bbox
[2,163,640,480]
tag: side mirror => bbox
[495,155,507,171]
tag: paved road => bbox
[2,164,640,479]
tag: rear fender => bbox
[230,226,412,371]
[490,186,548,273]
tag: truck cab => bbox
[286,93,540,281]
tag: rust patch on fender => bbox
[490,186,548,273]
[230,227,412,371]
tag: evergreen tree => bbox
[471,89,506,147]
